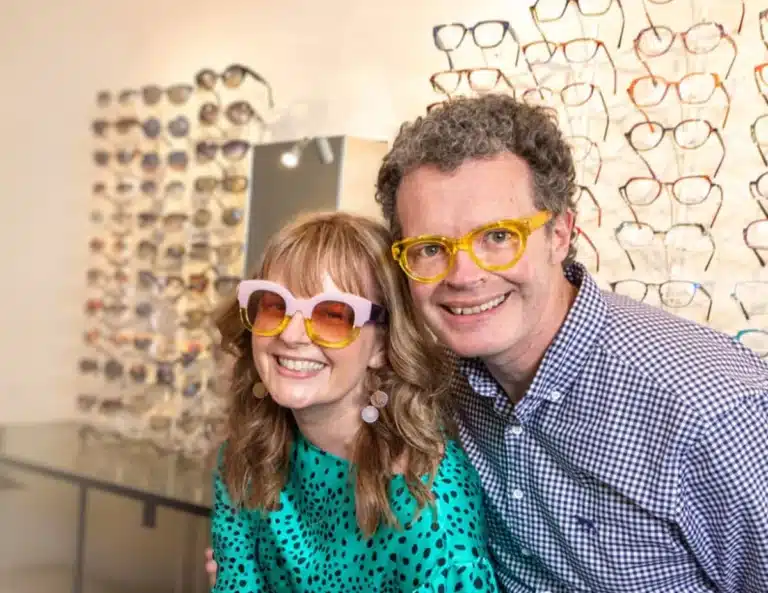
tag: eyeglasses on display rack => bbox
[520,82,610,141]
[567,135,603,184]
[748,172,768,218]
[731,281,768,321]
[734,329,768,358]
[633,23,737,80]
[429,68,514,97]
[627,73,730,128]
[609,279,713,322]
[624,119,725,178]
[521,38,618,93]
[614,221,716,272]
[744,220,768,267]
[642,0,744,36]
[529,0,626,48]
[432,20,520,70]
[574,186,602,227]
[619,175,723,227]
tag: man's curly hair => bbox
[375,93,579,266]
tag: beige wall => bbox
[0,0,762,588]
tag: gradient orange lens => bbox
[311,300,355,343]
[247,291,287,334]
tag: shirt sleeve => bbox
[678,392,768,592]
[211,466,264,593]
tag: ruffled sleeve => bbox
[210,460,265,593]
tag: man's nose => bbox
[444,249,488,290]
[278,313,311,345]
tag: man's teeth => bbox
[448,294,507,316]
[277,357,326,372]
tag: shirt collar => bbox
[458,263,607,405]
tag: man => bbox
[207,94,768,591]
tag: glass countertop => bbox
[0,422,213,515]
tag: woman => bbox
[209,211,499,592]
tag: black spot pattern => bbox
[211,435,500,592]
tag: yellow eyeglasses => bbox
[391,211,552,283]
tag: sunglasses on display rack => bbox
[194,175,249,194]
[195,64,275,108]
[141,115,191,141]
[198,100,265,128]
[238,280,388,348]
[78,357,126,381]
[391,212,552,284]
[140,151,190,174]
[86,267,129,288]
[93,149,140,168]
[141,84,195,106]
[195,139,254,164]
[187,241,244,265]
[95,89,143,107]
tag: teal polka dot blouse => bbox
[211,433,500,592]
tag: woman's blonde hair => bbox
[216,210,453,537]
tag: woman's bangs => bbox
[261,221,374,299]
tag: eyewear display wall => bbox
[80,63,274,457]
[426,1,767,359]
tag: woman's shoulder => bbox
[389,439,486,553]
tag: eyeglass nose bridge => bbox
[442,232,491,275]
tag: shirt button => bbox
[511,488,524,500]
[548,390,563,402]
[509,425,523,436]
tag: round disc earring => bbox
[361,390,389,424]
[252,382,267,399]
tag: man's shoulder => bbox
[597,290,768,420]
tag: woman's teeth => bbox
[448,293,508,316]
[276,357,326,372]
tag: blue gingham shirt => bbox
[452,263,768,593]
